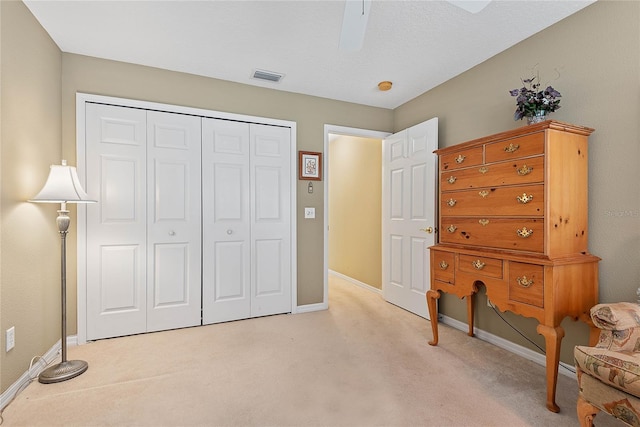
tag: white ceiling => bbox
[24,0,595,109]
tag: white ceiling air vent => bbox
[252,69,284,83]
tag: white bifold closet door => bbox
[202,118,292,324]
[85,103,202,340]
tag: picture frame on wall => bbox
[298,151,322,181]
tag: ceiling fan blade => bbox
[339,0,372,51]
[448,0,491,14]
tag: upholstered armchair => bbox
[575,302,640,426]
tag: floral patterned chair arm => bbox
[591,302,640,352]
[575,302,640,426]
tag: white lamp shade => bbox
[30,162,96,204]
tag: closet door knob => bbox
[227,229,233,235]
[168,230,176,236]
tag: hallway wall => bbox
[328,135,382,289]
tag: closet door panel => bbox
[146,111,202,332]
[86,103,147,340]
[202,118,251,324]
[250,124,292,317]
[255,239,283,295]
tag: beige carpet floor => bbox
[0,275,620,426]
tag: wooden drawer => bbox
[440,184,544,217]
[440,156,544,190]
[441,146,483,171]
[432,250,455,284]
[458,254,503,279]
[485,132,545,163]
[508,262,544,308]
[440,217,544,253]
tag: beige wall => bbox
[0,1,62,393]
[328,135,382,289]
[395,0,640,363]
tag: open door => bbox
[382,118,438,319]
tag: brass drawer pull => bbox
[446,225,457,233]
[472,260,486,270]
[447,199,457,207]
[516,227,534,238]
[504,143,520,153]
[478,190,490,198]
[455,154,466,164]
[478,219,489,226]
[516,276,534,288]
[447,176,457,184]
[516,193,534,204]
[479,166,489,174]
[439,260,449,270]
[517,164,533,176]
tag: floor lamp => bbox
[30,160,96,383]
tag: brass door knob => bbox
[420,227,434,234]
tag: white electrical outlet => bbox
[6,326,15,352]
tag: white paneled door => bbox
[146,111,202,332]
[202,119,291,324]
[82,97,294,341]
[382,118,438,319]
[201,119,251,323]
[86,104,147,340]
[85,104,202,340]
[249,124,292,318]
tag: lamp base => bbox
[38,360,88,384]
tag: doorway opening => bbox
[323,125,390,307]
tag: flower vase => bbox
[527,111,547,125]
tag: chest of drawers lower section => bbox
[427,245,599,413]
[430,247,598,321]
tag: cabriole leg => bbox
[577,395,599,427]
[466,293,475,337]
[426,289,440,346]
[537,324,565,412]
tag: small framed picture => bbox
[298,151,322,181]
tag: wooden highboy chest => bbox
[427,120,600,413]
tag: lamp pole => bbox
[38,203,88,383]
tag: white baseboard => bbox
[296,302,328,313]
[439,315,577,379]
[0,336,78,411]
[329,270,382,295]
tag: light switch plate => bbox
[304,207,315,219]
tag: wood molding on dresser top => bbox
[426,120,600,413]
